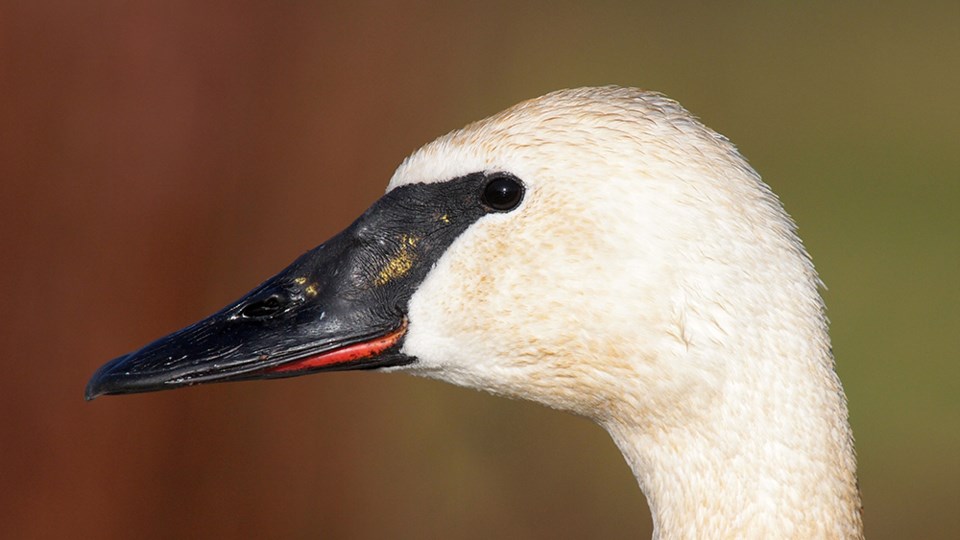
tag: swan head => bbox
[87,86,861,536]
[390,87,823,426]
[86,86,822,427]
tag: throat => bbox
[602,380,863,539]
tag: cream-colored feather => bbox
[387,87,862,539]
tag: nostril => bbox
[239,294,287,319]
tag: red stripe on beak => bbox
[262,322,408,374]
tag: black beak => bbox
[85,173,498,400]
[84,225,414,399]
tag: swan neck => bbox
[604,370,864,539]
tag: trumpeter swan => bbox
[87,86,863,539]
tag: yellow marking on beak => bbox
[375,235,419,286]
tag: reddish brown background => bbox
[2,2,958,538]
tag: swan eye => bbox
[481,175,524,212]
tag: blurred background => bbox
[2,1,957,538]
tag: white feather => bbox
[386,87,861,539]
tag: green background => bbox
[2,1,957,538]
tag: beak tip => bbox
[85,355,127,401]
[85,372,108,401]
[84,383,101,401]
